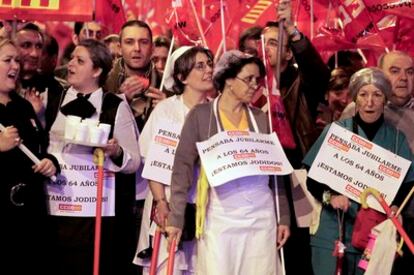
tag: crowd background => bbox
[1,0,414,275]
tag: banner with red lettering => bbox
[0,0,93,21]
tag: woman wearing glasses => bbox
[134,46,214,274]
[166,50,291,274]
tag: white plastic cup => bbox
[84,118,99,129]
[98,123,111,144]
[64,115,82,140]
[89,126,104,144]
[75,121,89,142]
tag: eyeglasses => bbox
[235,75,262,88]
[193,60,214,71]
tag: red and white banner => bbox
[0,0,93,21]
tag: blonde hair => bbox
[0,38,16,51]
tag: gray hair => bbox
[213,49,265,91]
[349,67,392,101]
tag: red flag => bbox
[0,0,93,21]
[95,0,126,34]
[123,0,139,20]
[364,0,414,20]
[292,0,330,39]
[202,0,240,53]
[167,0,210,47]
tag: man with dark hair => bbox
[261,1,330,274]
[152,35,172,74]
[105,20,165,131]
[238,25,262,56]
[14,22,64,130]
[73,21,103,43]
[56,21,104,79]
[105,23,166,273]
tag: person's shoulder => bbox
[10,92,35,112]
[183,101,212,124]
[192,101,212,114]
[249,105,265,116]
[151,95,179,114]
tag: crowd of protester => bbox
[1,0,414,274]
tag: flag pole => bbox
[159,36,176,91]
[219,0,227,52]
[189,0,208,48]
[260,33,286,275]
[310,0,314,40]
[93,148,105,275]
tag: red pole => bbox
[93,148,105,275]
[361,188,414,255]
[376,196,414,255]
[149,229,162,275]
[167,238,177,275]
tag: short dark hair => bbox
[213,52,265,91]
[238,26,262,52]
[154,35,171,48]
[18,22,41,33]
[327,50,364,74]
[327,68,350,92]
[119,20,152,42]
[43,34,59,57]
[265,21,280,29]
[78,39,113,87]
[16,22,44,44]
[172,46,213,95]
[74,22,84,36]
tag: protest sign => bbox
[46,153,115,217]
[308,123,411,212]
[196,130,293,186]
[142,120,182,185]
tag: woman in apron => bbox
[47,39,141,275]
[134,46,214,274]
[166,50,290,275]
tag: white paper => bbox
[196,130,293,187]
[46,153,115,217]
[142,121,182,185]
[308,123,411,213]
